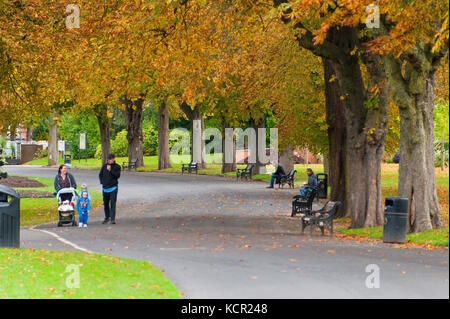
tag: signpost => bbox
[79,133,87,163]
[58,140,65,162]
[58,140,65,153]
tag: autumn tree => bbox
[374,2,448,232]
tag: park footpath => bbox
[6,166,450,299]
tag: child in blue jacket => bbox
[77,190,91,228]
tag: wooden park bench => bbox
[122,159,138,171]
[236,164,254,180]
[291,187,317,217]
[299,201,341,236]
[182,161,199,174]
[278,169,297,189]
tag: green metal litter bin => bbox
[383,197,408,244]
[0,185,20,248]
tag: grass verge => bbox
[0,248,181,299]
[336,226,449,247]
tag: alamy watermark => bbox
[365,4,380,29]
[169,121,279,169]
[65,264,81,289]
[365,264,380,288]
[65,4,80,29]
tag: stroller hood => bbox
[57,187,77,203]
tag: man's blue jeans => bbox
[270,174,280,187]
[300,187,307,199]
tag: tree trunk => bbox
[48,113,59,166]
[120,97,144,168]
[279,144,294,172]
[385,55,444,232]
[26,128,32,142]
[94,103,111,166]
[333,51,389,228]
[180,102,207,169]
[158,97,172,170]
[441,141,445,171]
[398,77,442,232]
[323,58,348,217]
[322,152,329,176]
[250,116,267,174]
[273,10,390,227]
[221,116,236,173]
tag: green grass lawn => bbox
[0,248,181,299]
[336,226,449,247]
[15,176,102,226]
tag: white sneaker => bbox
[78,223,83,228]
[83,224,88,228]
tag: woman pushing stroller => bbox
[54,164,77,195]
[53,165,78,226]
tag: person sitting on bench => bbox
[300,168,318,198]
[267,164,286,189]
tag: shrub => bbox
[59,113,101,158]
[94,144,102,160]
[111,130,128,157]
[96,123,159,159]
[33,148,48,160]
[143,122,158,156]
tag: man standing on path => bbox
[99,154,121,224]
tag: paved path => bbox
[6,166,450,298]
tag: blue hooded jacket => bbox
[76,190,91,213]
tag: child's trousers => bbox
[79,212,88,225]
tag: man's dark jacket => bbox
[307,174,318,188]
[274,165,286,176]
[99,162,121,189]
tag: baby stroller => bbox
[56,188,78,227]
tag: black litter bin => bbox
[0,185,20,248]
[64,154,72,169]
[383,197,408,244]
[316,173,328,199]
[64,154,71,164]
[0,159,7,179]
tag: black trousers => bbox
[103,189,118,221]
